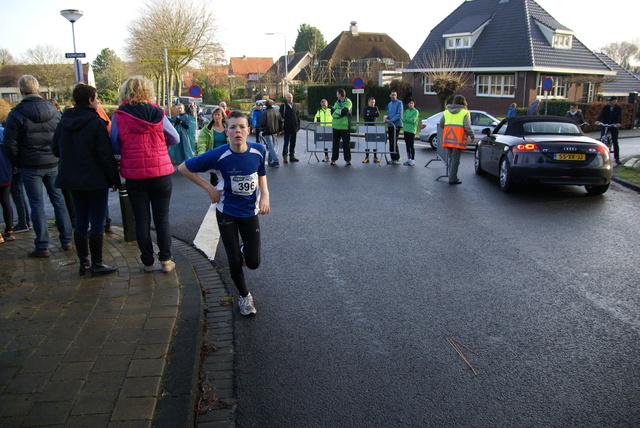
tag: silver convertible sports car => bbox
[474,116,613,195]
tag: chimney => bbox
[350,21,358,36]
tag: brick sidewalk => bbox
[0,226,235,427]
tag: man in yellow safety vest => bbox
[439,95,474,184]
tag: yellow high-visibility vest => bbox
[442,109,470,149]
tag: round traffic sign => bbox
[352,77,364,89]
[188,85,202,98]
[541,77,554,92]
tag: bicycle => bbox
[597,122,617,153]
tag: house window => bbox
[537,75,567,98]
[583,82,596,103]
[422,75,435,94]
[476,74,516,97]
[552,34,572,49]
[446,36,470,49]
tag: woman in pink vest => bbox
[111,76,179,273]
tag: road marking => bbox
[193,204,219,261]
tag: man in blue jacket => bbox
[385,90,403,164]
[3,75,72,258]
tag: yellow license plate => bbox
[555,153,586,161]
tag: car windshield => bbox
[522,121,581,135]
[203,106,215,115]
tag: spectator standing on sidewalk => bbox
[110,76,180,273]
[259,100,283,167]
[402,97,419,166]
[330,88,353,166]
[385,90,403,164]
[2,74,73,258]
[9,166,30,233]
[178,111,271,316]
[52,84,121,276]
[168,103,196,164]
[251,101,264,143]
[362,97,380,164]
[280,93,300,163]
[197,106,228,185]
[314,99,332,162]
[219,101,231,116]
[0,124,14,243]
[566,103,585,126]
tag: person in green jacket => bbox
[402,98,419,166]
[196,106,228,186]
[330,89,353,166]
[314,99,332,162]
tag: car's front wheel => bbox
[499,157,514,192]
[429,134,438,150]
[474,148,484,175]
[585,184,609,195]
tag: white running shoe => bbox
[161,260,176,273]
[238,293,257,316]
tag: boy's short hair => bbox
[226,110,248,126]
[406,97,414,104]
[73,83,97,107]
[569,103,579,107]
[337,88,346,97]
[368,97,375,102]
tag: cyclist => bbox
[595,96,622,164]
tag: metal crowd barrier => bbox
[305,122,398,163]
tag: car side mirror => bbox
[482,127,492,136]
[491,121,498,126]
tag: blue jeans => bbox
[71,189,109,236]
[126,175,173,266]
[10,170,30,227]
[263,134,279,164]
[21,167,72,251]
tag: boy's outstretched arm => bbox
[178,162,220,204]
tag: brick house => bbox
[403,0,631,114]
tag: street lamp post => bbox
[266,32,288,96]
[60,9,84,83]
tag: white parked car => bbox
[419,110,500,149]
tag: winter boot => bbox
[74,233,91,275]
[89,234,117,276]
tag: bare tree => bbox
[125,0,223,104]
[413,45,471,110]
[21,44,74,99]
[600,40,639,70]
[0,48,15,69]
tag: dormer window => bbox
[552,33,572,49]
[442,17,491,50]
[535,21,573,50]
[446,36,470,49]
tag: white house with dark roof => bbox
[403,0,628,114]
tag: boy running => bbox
[178,111,270,315]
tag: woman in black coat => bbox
[52,84,121,276]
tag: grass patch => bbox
[618,164,640,185]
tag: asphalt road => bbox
[104,134,640,426]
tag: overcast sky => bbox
[2,0,638,65]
